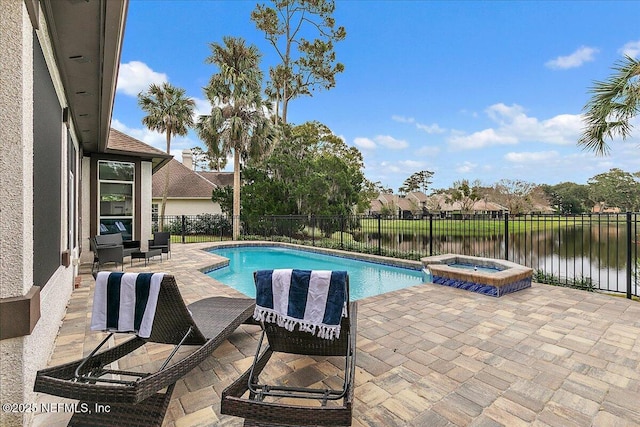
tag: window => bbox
[33,31,62,286]
[152,203,159,233]
[98,160,134,240]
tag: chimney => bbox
[182,149,193,170]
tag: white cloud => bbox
[393,115,445,134]
[377,159,426,174]
[449,128,518,150]
[193,97,213,121]
[486,103,524,123]
[455,161,477,174]
[416,123,446,134]
[449,103,583,150]
[619,40,640,58]
[354,137,377,150]
[459,109,479,118]
[545,46,598,70]
[504,150,559,163]
[117,61,168,96]
[374,135,409,149]
[416,145,440,157]
[397,160,426,169]
[391,115,415,124]
[356,134,409,150]
[489,104,582,144]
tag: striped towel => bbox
[253,269,348,340]
[90,272,164,338]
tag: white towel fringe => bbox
[253,306,343,340]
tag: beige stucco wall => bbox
[140,161,153,250]
[152,198,223,216]
[0,4,75,426]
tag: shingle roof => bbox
[375,194,416,211]
[198,171,234,187]
[407,191,428,202]
[368,199,383,213]
[106,128,172,172]
[472,200,509,212]
[152,159,218,198]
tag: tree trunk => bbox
[160,131,171,231]
[282,97,288,125]
[160,165,169,231]
[158,132,171,231]
[232,149,241,239]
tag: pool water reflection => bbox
[207,246,423,300]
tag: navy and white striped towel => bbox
[253,269,348,340]
[90,272,164,338]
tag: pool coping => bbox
[199,241,424,275]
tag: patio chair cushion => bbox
[95,232,140,257]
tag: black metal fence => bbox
[154,213,639,298]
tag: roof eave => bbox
[41,0,128,154]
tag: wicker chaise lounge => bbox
[221,269,357,427]
[34,273,255,426]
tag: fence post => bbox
[377,215,381,256]
[181,215,186,244]
[429,214,433,256]
[340,215,345,249]
[627,212,632,299]
[504,213,509,261]
[312,215,315,246]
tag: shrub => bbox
[533,269,595,292]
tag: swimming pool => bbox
[207,246,423,300]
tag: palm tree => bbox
[197,36,273,239]
[579,55,640,155]
[138,83,195,230]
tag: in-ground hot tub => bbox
[421,254,532,297]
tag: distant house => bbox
[470,200,510,217]
[530,203,556,215]
[152,149,233,216]
[368,193,420,218]
[592,202,621,214]
[406,191,429,213]
[368,192,509,218]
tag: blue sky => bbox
[112,0,640,192]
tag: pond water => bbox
[360,226,637,293]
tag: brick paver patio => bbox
[32,242,640,427]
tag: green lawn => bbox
[357,216,622,237]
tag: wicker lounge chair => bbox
[34,273,255,426]
[221,269,357,427]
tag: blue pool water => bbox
[447,263,502,274]
[207,246,423,300]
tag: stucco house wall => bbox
[152,198,224,216]
[0,3,132,426]
[0,4,74,426]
